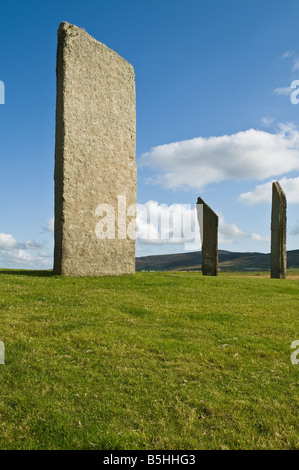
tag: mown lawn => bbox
[0,270,298,450]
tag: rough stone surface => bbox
[271,182,287,279]
[197,197,218,276]
[54,22,136,276]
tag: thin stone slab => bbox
[197,197,218,276]
[271,182,287,279]
[54,23,136,276]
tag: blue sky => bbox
[1,0,299,268]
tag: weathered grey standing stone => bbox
[196,197,218,276]
[54,22,136,276]
[271,182,287,279]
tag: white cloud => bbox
[281,51,295,59]
[251,233,270,242]
[23,240,44,249]
[273,86,293,95]
[137,201,197,245]
[261,117,275,127]
[136,201,266,248]
[238,181,272,205]
[142,124,299,191]
[238,176,299,205]
[291,223,299,235]
[293,57,299,71]
[42,217,54,234]
[0,230,52,269]
[0,233,18,250]
[0,248,51,268]
[0,232,44,251]
[218,214,247,244]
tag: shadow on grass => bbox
[0,270,55,277]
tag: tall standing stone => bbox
[54,23,136,276]
[196,197,218,276]
[271,182,287,279]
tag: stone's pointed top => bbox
[58,22,82,34]
[273,181,287,199]
[57,22,87,44]
[59,21,73,30]
[197,196,217,217]
[57,22,134,74]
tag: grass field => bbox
[0,270,298,450]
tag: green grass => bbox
[0,270,298,450]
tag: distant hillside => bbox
[136,249,299,272]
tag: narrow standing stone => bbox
[196,197,218,276]
[271,182,287,279]
[54,23,136,276]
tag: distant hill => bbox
[136,249,299,272]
